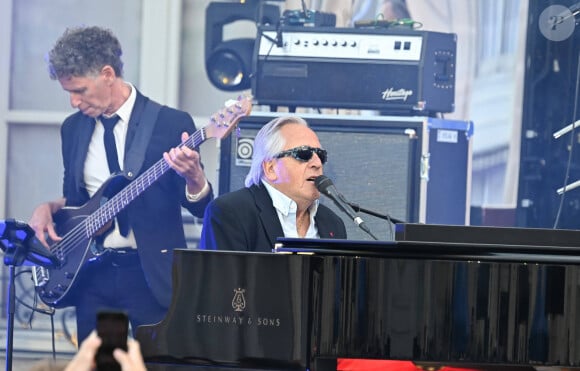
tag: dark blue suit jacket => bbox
[60,90,212,307]
[200,184,347,252]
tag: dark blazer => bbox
[60,90,212,307]
[200,183,347,252]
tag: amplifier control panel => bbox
[258,30,423,61]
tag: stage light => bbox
[206,38,255,91]
[205,1,280,91]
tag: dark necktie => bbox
[101,115,121,173]
[100,114,129,236]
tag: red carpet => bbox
[337,359,478,371]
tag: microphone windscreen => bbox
[314,175,332,193]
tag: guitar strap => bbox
[123,99,162,178]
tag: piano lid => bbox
[395,223,580,247]
[274,233,580,264]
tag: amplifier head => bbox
[252,26,456,115]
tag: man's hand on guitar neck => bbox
[29,197,65,248]
[163,131,208,196]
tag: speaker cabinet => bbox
[219,113,472,240]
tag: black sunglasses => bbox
[274,146,328,164]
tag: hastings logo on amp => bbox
[381,87,414,102]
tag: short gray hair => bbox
[48,26,124,80]
[244,116,309,187]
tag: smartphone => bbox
[95,310,129,371]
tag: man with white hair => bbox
[200,115,346,252]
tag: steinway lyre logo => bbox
[232,288,246,312]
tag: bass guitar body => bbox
[34,174,129,308]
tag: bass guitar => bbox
[33,95,252,308]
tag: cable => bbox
[553,49,580,228]
[61,308,77,347]
[14,269,54,317]
[13,268,66,361]
[257,15,285,84]
[354,13,422,29]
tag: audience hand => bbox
[113,338,147,371]
[64,331,101,371]
[62,330,147,371]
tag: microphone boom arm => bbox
[347,201,405,225]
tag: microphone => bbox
[314,175,378,240]
[275,21,284,48]
[553,119,580,139]
[557,178,580,194]
[0,219,60,268]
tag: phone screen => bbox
[95,310,129,371]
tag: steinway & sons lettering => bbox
[195,314,281,327]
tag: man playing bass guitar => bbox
[29,26,214,344]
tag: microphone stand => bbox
[0,219,59,371]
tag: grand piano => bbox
[136,224,580,370]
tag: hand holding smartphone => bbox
[95,310,129,371]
